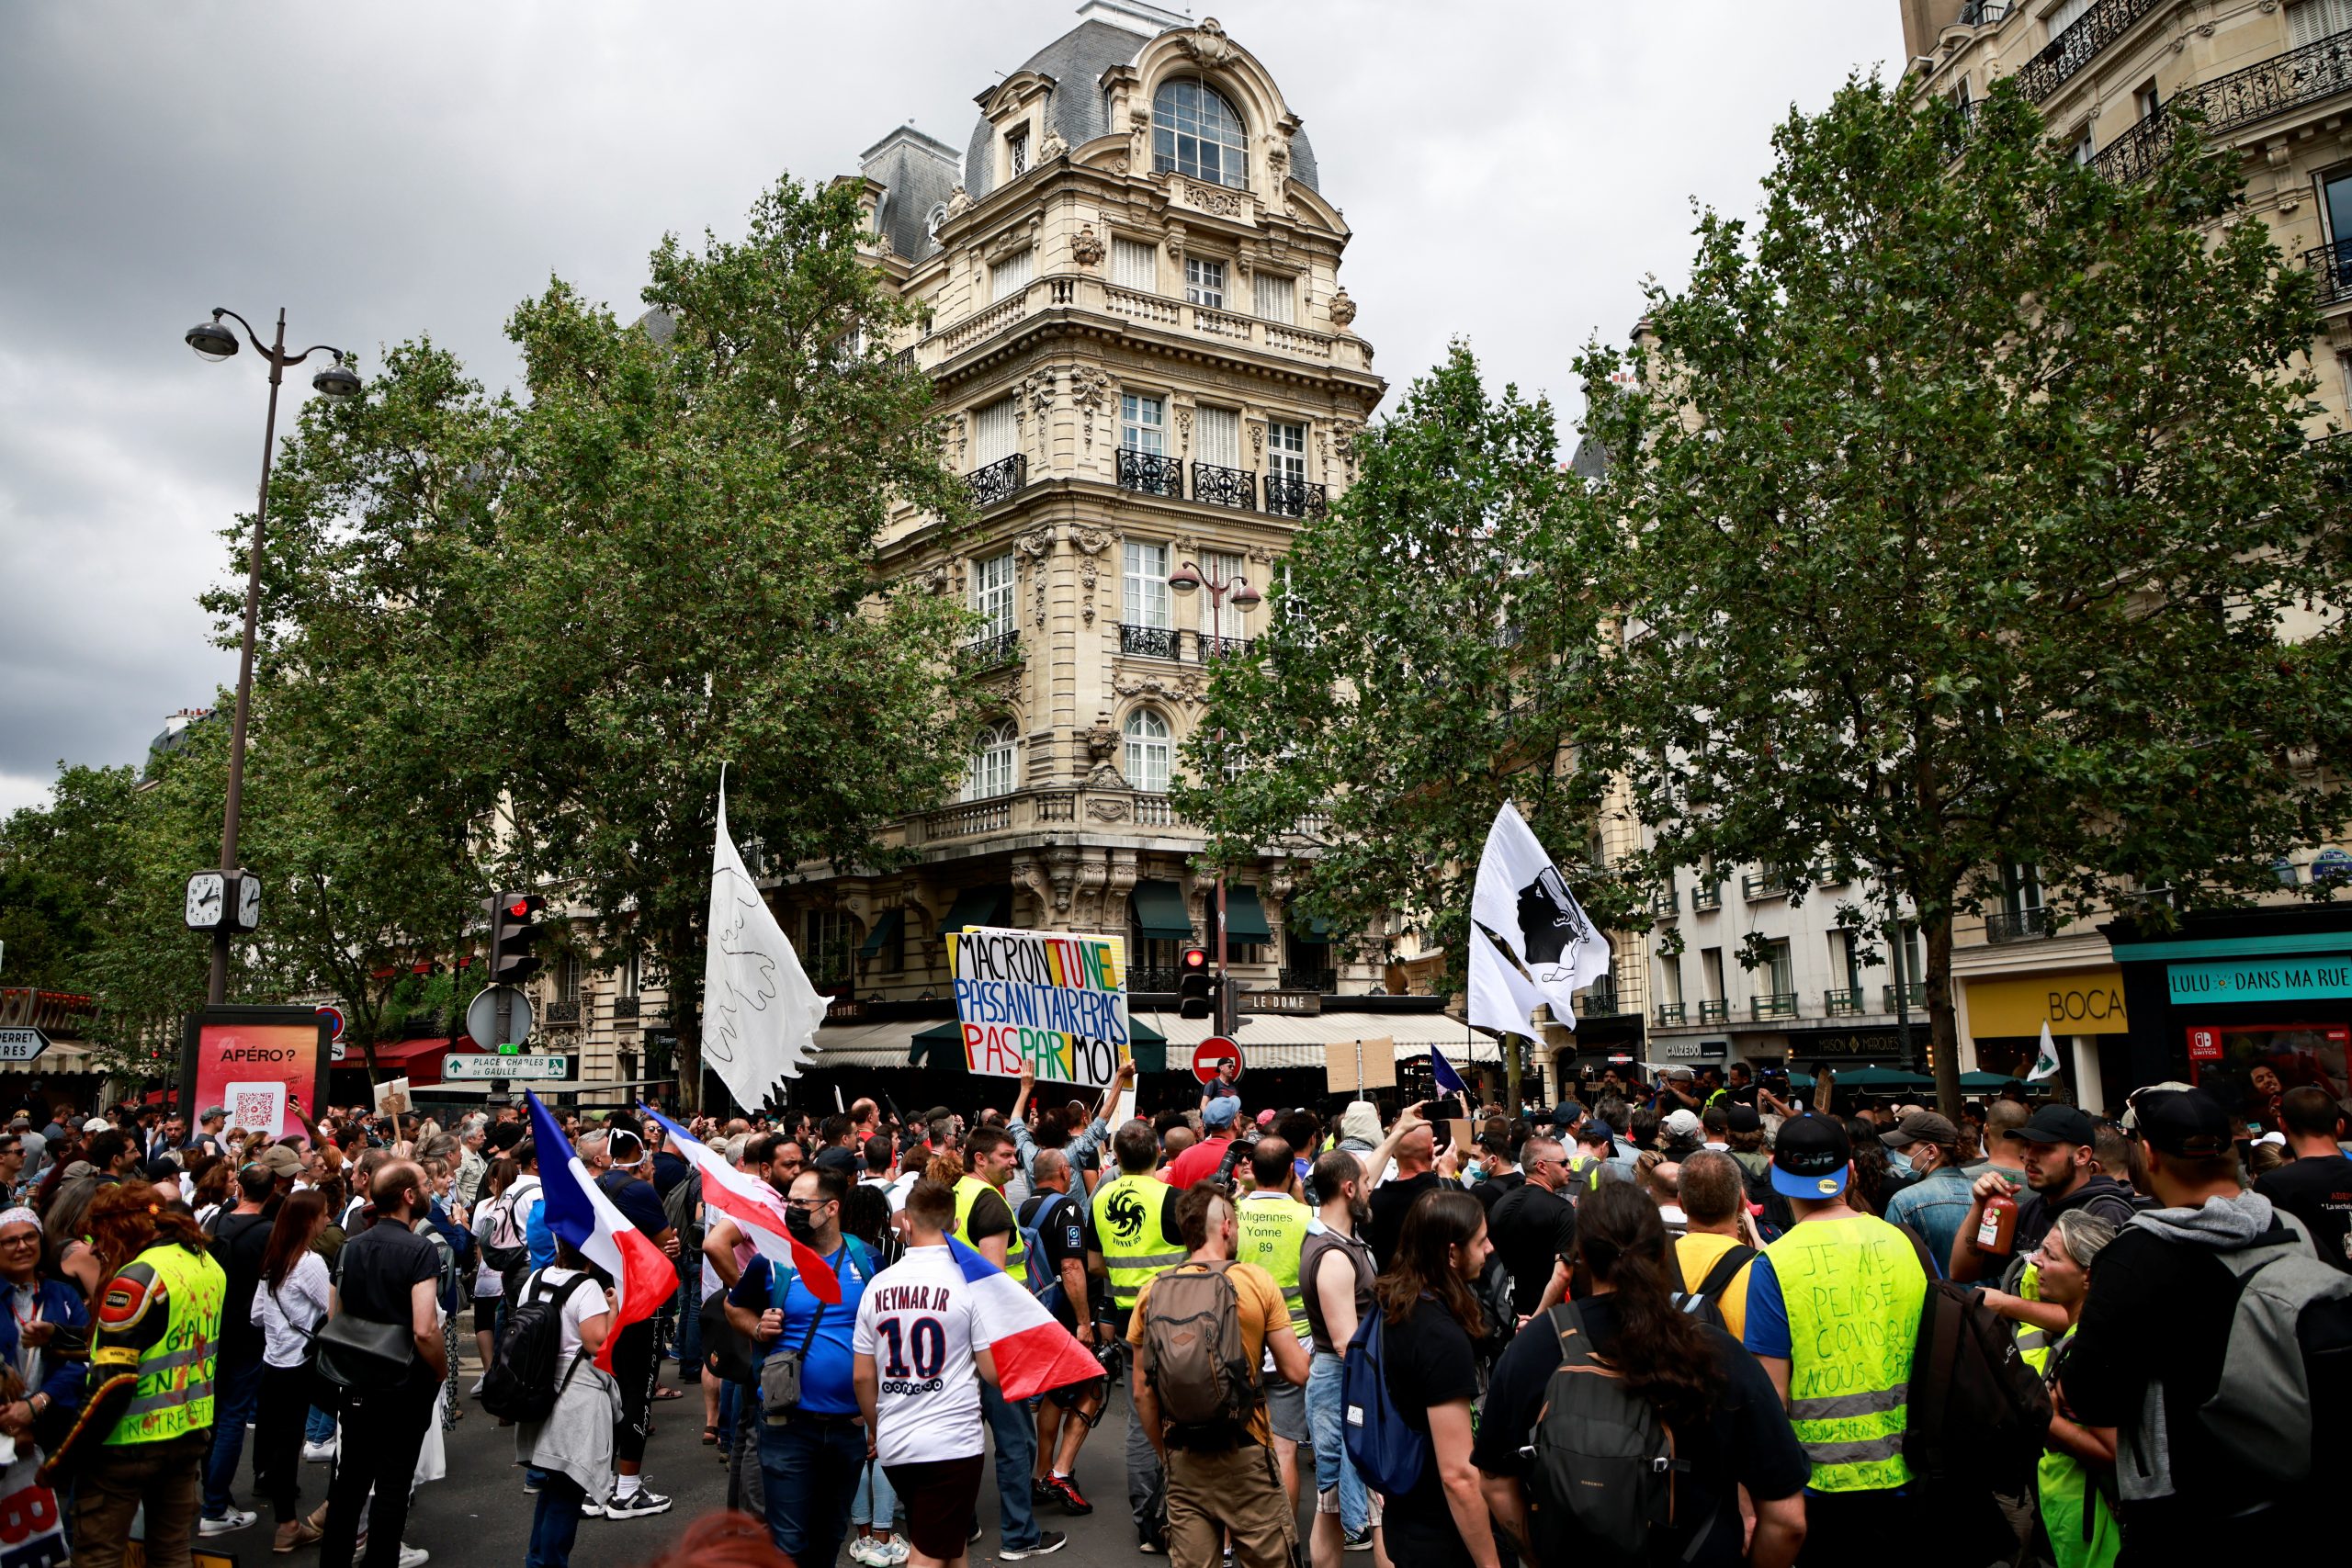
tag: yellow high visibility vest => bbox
[1233,1192,1312,1326]
[1092,1171,1183,1314]
[1768,1215,1927,1492]
[954,1175,1024,1275]
[102,1241,227,1445]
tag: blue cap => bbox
[1203,1094,1241,1128]
[1769,1113,1852,1201]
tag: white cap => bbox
[1663,1109,1702,1138]
[2256,1130,2288,1147]
[83,1117,110,1134]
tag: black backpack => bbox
[1668,1241,1755,1326]
[1895,1231,2052,1498]
[481,1269,593,1424]
[1521,1301,1712,1567]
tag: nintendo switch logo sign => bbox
[2187,1027,2223,1061]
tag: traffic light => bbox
[489,892,548,985]
[1177,945,1215,1020]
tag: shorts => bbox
[884,1453,986,1560]
[472,1296,503,1336]
[1265,1380,1307,1444]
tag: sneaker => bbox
[522,1478,540,1496]
[199,1510,256,1538]
[1043,1474,1092,1517]
[968,1520,983,1545]
[848,1539,881,1567]
[1136,1525,1167,1554]
[469,1376,487,1396]
[1343,1528,1374,1552]
[273,1518,323,1554]
[878,1540,910,1565]
[1031,1478,1057,1508]
[399,1546,430,1568]
[577,1497,605,1517]
[302,1439,338,1464]
[603,1488,673,1520]
[1000,1532,1067,1561]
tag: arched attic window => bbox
[1152,79,1248,189]
[965,720,1019,801]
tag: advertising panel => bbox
[179,1005,331,1141]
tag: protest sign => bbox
[946,926,1130,1089]
[1322,1035,1397,1095]
[372,1076,413,1116]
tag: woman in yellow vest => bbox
[44,1180,228,1568]
[1984,1211,2122,1568]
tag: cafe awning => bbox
[1224,886,1272,942]
[939,886,1012,934]
[1131,880,1193,942]
[858,909,904,958]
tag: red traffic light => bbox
[506,897,543,919]
[1181,946,1209,971]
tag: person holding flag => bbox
[1430,1044,1472,1111]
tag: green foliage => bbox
[1579,76,2352,1112]
[0,762,141,995]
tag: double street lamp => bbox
[1166,558,1259,1034]
[183,308,361,1005]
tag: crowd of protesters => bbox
[0,1049,2340,1568]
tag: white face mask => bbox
[1888,1148,1915,1176]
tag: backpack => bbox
[1140,1261,1260,1450]
[1340,1307,1426,1497]
[480,1182,532,1275]
[1896,1231,2052,1498]
[662,1168,703,1258]
[1016,1191,1069,1301]
[481,1269,593,1424]
[1668,1242,1754,1325]
[1522,1302,1708,1567]
[2199,1223,2352,1485]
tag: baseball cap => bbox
[1881,1111,1959,1149]
[199,1106,227,1123]
[2015,1105,2098,1147]
[1725,1103,1762,1134]
[256,1145,302,1179]
[1662,1109,1702,1139]
[1577,1120,1616,1148]
[1550,1100,1585,1130]
[1666,1066,1696,1080]
[1203,1095,1240,1129]
[2135,1087,2233,1158]
[83,1117,110,1134]
[1770,1114,1852,1200]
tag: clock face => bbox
[236,874,263,931]
[185,872,225,931]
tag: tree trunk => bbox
[659,923,704,1115]
[1503,1032,1522,1115]
[1926,915,1962,1121]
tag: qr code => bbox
[235,1091,277,1129]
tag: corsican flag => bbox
[1470,800,1611,1022]
[702,769,827,1112]
[525,1092,675,1371]
[2027,1021,2065,1083]
[1467,921,1550,1040]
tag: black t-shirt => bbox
[1473,1298,1807,1568]
[1018,1190,1090,1328]
[1474,1171,1525,1213]
[1368,1172,1443,1272]
[650,1150,692,1198]
[334,1220,441,1393]
[967,1186,1015,1248]
[210,1211,274,1359]
[1381,1295,1484,1561]
[595,1169,670,1239]
[1487,1182,1577,1316]
[2256,1155,2352,1271]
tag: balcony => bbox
[1883,981,1927,1012]
[1132,964,1182,992]
[1749,992,1801,1021]
[1119,622,1182,660]
[1651,886,1680,917]
[1743,870,1792,902]
[1192,461,1257,511]
[1824,987,1866,1018]
[2097,31,2352,184]
[544,1000,580,1025]
[1581,981,1622,1018]
[1985,906,2054,944]
[1134,794,1183,827]
[1699,998,1730,1024]
[612,995,640,1020]
[1959,0,2011,22]
[1263,476,1329,519]
[1117,448,1183,499]
[1691,882,1723,911]
[923,797,1013,839]
[2016,0,2165,104]
[2309,244,2352,310]
[958,629,1021,670]
[1656,1001,1688,1027]
[967,452,1027,508]
[1198,633,1252,660]
[1280,967,1339,994]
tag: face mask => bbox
[1887,1148,1915,1176]
[785,1207,817,1244]
[1465,1164,1485,1185]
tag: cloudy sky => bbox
[0,0,1901,817]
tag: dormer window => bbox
[1008,125,1029,179]
[1153,79,1248,190]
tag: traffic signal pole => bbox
[1216,873,1231,1037]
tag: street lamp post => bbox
[1165,558,1261,1036]
[185,308,361,1005]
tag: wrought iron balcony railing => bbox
[1117,448,1184,499]
[1825,987,1866,1018]
[1118,622,1181,659]
[612,995,640,1020]
[1279,967,1338,994]
[1883,981,1927,1012]
[1699,998,1730,1023]
[2097,31,2352,184]
[1656,1002,1687,1027]
[958,629,1022,669]
[1197,633,1252,660]
[1132,964,1182,993]
[1960,0,2011,23]
[2310,244,2352,309]
[1691,882,1723,911]
[1263,475,1329,519]
[1651,886,1680,917]
[967,452,1027,508]
[1743,871,1792,902]
[1749,991,1801,1021]
[1582,982,1622,1018]
[1192,462,1257,511]
[2016,0,2165,103]
[544,1000,579,1024]
[1985,906,2054,944]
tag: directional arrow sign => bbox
[442,1053,575,1082]
[0,1028,50,1064]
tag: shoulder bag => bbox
[758,1254,837,1424]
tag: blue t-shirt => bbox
[525,1189,557,1271]
[729,1239,873,1415]
[1741,1249,1792,1359]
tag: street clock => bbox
[186,870,262,932]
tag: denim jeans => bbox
[852,1456,899,1533]
[305,1404,336,1446]
[202,1350,265,1517]
[755,1415,865,1563]
[1307,1351,1369,1536]
[981,1377,1039,1550]
[525,1469,585,1568]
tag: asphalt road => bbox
[198,1345,1323,1568]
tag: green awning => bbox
[939,886,1012,934]
[1224,885,1272,942]
[1131,880,1193,942]
[909,1014,1166,1070]
[858,909,904,958]
[1295,910,1332,940]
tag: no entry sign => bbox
[1193,1036,1244,1085]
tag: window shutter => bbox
[991,246,1033,302]
[973,396,1018,465]
[1113,237,1158,290]
[1197,407,1240,468]
[2288,0,2352,45]
[1252,272,1296,324]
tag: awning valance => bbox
[908,1015,1167,1071]
[1224,886,1272,942]
[858,909,904,958]
[939,886,1012,934]
[1131,880,1193,942]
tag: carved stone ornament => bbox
[1069,366,1113,450]
[1179,17,1237,68]
[987,217,1043,265]
[873,230,896,260]
[1074,524,1111,622]
[1086,714,1121,762]
[1023,370,1054,420]
[944,184,974,220]
[1114,671,1205,707]
[1164,220,1187,263]
[1249,419,1265,458]
[1038,125,1069,164]
[1070,224,1106,268]
[913,562,950,595]
[1130,107,1150,165]
[1086,791,1132,820]
[1182,182,1247,219]
[1015,525,1055,560]
[1329,288,1358,329]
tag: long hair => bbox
[1573,1182,1726,1430]
[261,1190,328,1292]
[1374,1188,1487,1338]
[1845,1119,1888,1215]
[86,1181,209,1280]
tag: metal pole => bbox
[209,309,288,1007]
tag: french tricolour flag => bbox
[525,1092,678,1371]
[944,1235,1102,1402]
[639,1106,840,1304]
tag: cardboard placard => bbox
[945,926,1130,1089]
[1444,1118,1474,1154]
[373,1076,413,1116]
[1322,1035,1397,1094]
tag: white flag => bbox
[2026,1021,2064,1083]
[1468,922,1552,1037]
[1471,800,1611,1024]
[701,771,826,1111]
